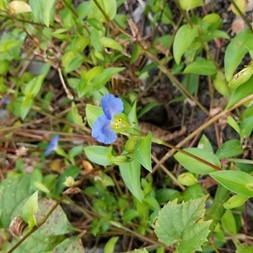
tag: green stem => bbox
[205,184,230,231]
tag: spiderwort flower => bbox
[45,135,60,156]
[92,94,123,144]
[1,98,9,105]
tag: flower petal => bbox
[92,114,117,144]
[45,135,59,156]
[101,94,123,120]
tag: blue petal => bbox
[1,98,9,105]
[92,114,117,144]
[101,94,123,120]
[45,135,60,156]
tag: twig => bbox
[7,196,64,253]
[152,93,253,171]
[57,68,74,100]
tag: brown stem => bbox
[7,196,64,253]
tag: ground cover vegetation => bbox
[1,0,253,252]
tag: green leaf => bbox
[198,134,214,153]
[221,209,237,234]
[184,58,217,75]
[226,75,253,108]
[223,194,248,209]
[85,104,103,127]
[100,37,123,51]
[210,170,253,197]
[132,250,148,253]
[134,132,152,172]
[137,102,161,118]
[154,196,211,252]
[62,52,84,73]
[84,146,112,166]
[236,245,253,253]
[52,238,85,253]
[202,13,222,30]
[91,67,125,90]
[104,236,119,253]
[240,116,253,137]
[29,0,55,27]
[174,148,220,174]
[66,102,83,126]
[228,63,253,89]
[78,68,124,97]
[36,199,72,235]
[23,75,44,97]
[76,1,91,20]
[179,0,203,10]
[224,29,253,81]
[119,159,143,201]
[204,29,229,42]
[173,24,198,64]
[215,139,243,160]
[21,95,34,120]
[0,174,34,227]
[90,0,117,22]
[213,70,230,97]
[22,191,39,229]
[10,199,73,253]
[227,116,240,135]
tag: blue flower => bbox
[1,98,9,105]
[45,135,60,156]
[92,94,123,144]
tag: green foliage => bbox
[221,209,237,235]
[215,139,243,160]
[84,145,112,166]
[210,170,253,197]
[183,57,216,75]
[179,0,204,11]
[226,75,253,108]
[29,0,55,27]
[104,236,119,253]
[9,199,73,253]
[22,191,39,228]
[119,159,144,201]
[174,147,220,174]
[154,196,211,252]
[134,132,152,172]
[223,195,248,209]
[236,244,253,253]
[224,29,253,81]
[1,0,253,252]
[0,174,35,227]
[173,24,198,64]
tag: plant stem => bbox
[143,49,209,115]
[7,197,64,253]
[152,93,253,171]
[152,137,221,171]
[91,0,208,115]
[205,184,230,231]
